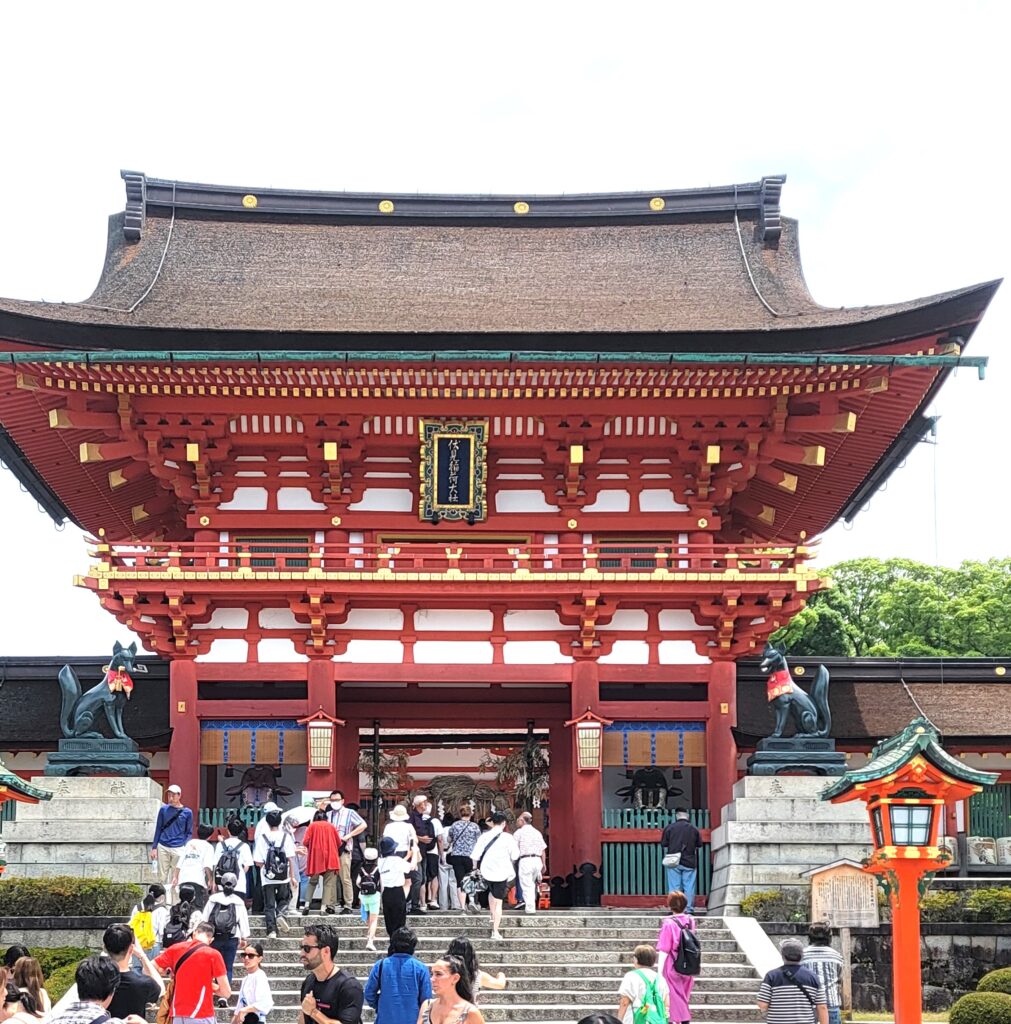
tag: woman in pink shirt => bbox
[656,890,696,1023]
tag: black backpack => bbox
[208,899,238,939]
[162,909,188,948]
[673,922,702,976]
[215,839,243,885]
[263,837,289,881]
[358,866,379,896]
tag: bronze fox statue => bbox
[59,640,147,740]
[759,642,831,738]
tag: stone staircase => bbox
[231,909,763,1023]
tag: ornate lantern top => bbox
[0,757,53,805]
[822,717,998,804]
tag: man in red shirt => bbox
[155,921,231,1024]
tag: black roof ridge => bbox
[122,170,787,240]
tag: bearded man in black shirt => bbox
[659,807,702,913]
[299,924,363,1024]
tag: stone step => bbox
[247,914,728,929]
[247,931,739,950]
[249,961,758,979]
[213,1006,762,1023]
[239,973,760,991]
[244,952,751,967]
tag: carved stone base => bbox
[747,736,847,776]
[44,738,149,777]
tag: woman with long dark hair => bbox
[0,980,43,1024]
[444,937,506,1000]
[417,956,483,1024]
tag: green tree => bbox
[771,557,1011,657]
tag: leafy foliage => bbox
[479,738,550,810]
[950,991,1011,1024]
[978,969,1011,996]
[773,557,1011,657]
[918,889,963,921]
[358,747,412,792]
[0,876,142,916]
[964,887,1011,922]
[30,946,91,978]
[739,888,808,922]
[43,962,79,1003]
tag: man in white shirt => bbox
[470,811,519,940]
[172,823,215,909]
[253,802,282,844]
[326,789,367,914]
[203,871,251,989]
[253,810,295,939]
[513,811,547,914]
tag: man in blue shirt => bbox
[150,783,194,903]
[363,927,431,1024]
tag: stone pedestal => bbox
[746,736,847,776]
[707,775,872,915]
[2,777,163,886]
[44,738,150,777]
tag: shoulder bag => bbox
[782,967,816,1008]
[461,832,502,895]
[155,943,201,1024]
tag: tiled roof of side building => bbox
[0,172,999,346]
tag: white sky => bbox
[0,2,1007,657]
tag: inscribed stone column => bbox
[706,659,738,828]
[168,659,200,820]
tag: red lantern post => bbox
[823,719,998,1024]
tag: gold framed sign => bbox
[419,419,488,522]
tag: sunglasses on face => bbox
[241,952,260,959]
[300,944,319,953]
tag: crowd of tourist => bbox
[5,785,843,1024]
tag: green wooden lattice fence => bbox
[601,806,711,897]
[969,783,1011,839]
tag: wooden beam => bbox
[598,700,710,720]
[786,411,857,434]
[754,464,798,493]
[49,408,122,430]
[764,441,826,467]
[197,700,309,719]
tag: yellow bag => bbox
[129,908,156,950]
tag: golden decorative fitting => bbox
[569,444,584,465]
[513,201,530,215]
[697,517,708,528]
[242,194,258,208]
[566,518,578,530]
[198,515,211,527]
[997,666,1007,676]
[649,197,666,211]
[794,666,806,676]
[799,530,808,540]
[378,199,395,214]
[331,515,342,526]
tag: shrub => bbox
[739,888,808,922]
[0,876,142,916]
[978,968,1011,995]
[44,962,79,1004]
[30,947,91,978]
[919,889,964,921]
[964,887,1011,922]
[950,991,1011,1024]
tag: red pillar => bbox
[570,659,603,904]
[306,659,338,792]
[889,863,925,1024]
[168,659,200,823]
[548,722,574,884]
[707,659,738,828]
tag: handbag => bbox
[662,852,682,868]
[461,831,503,895]
[155,944,200,1024]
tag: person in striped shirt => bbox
[757,939,827,1024]
[802,923,844,1024]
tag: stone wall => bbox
[0,917,117,949]
[762,922,1011,1013]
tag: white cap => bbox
[262,801,280,813]
[167,785,182,794]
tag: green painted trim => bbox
[5,350,989,377]
[0,760,53,802]
[823,717,1000,800]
